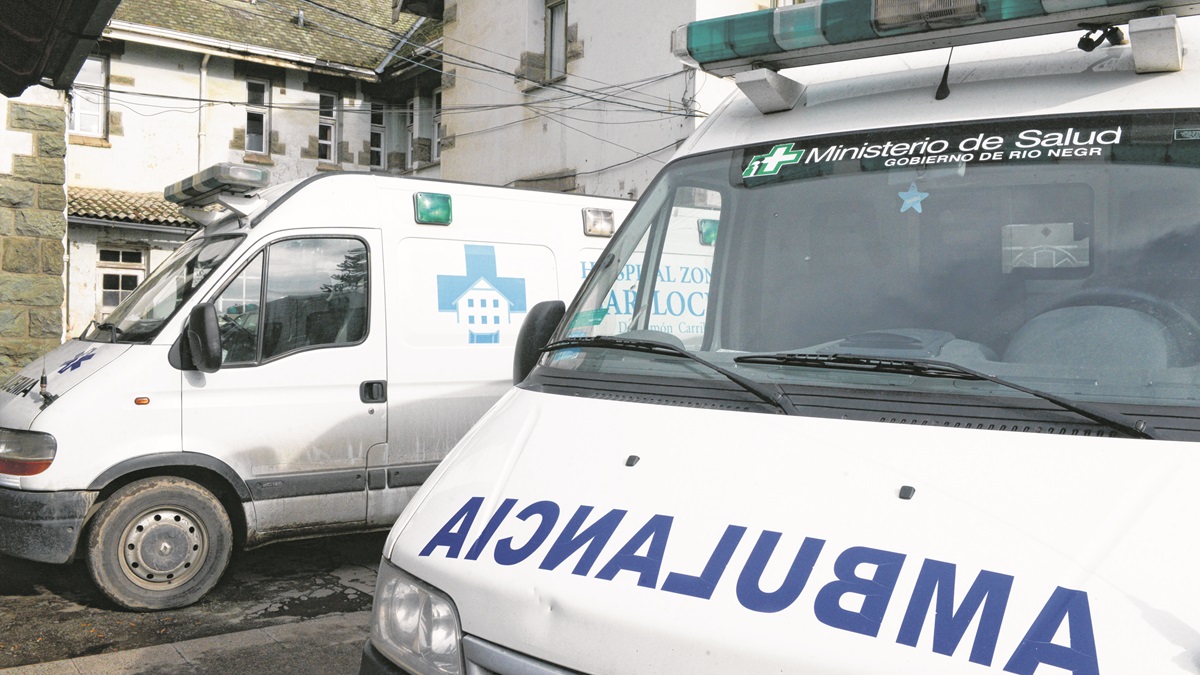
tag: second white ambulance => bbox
[364,1,1200,674]
[0,167,630,610]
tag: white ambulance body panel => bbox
[366,8,1200,675]
[0,170,631,609]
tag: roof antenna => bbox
[935,47,953,100]
[39,356,58,408]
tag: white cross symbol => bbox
[757,144,802,175]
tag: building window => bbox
[97,248,145,320]
[370,101,386,169]
[405,98,416,170]
[69,56,108,137]
[246,79,270,154]
[545,0,567,81]
[431,90,442,163]
[318,91,339,162]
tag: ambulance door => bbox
[182,231,387,533]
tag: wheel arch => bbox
[85,454,252,549]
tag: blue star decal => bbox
[58,348,97,374]
[898,182,929,214]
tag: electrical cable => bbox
[503,139,681,187]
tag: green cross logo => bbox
[743,143,804,178]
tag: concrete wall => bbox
[437,0,760,199]
[0,88,69,381]
[65,224,191,336]
[67,42,383,193]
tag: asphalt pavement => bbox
[0,611,371,674]
[0,532,390,674]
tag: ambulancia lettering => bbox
[419,497,1100,675]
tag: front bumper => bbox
[360,639,409,675]
[0,486,96,564]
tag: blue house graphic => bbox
[437,245,527,344]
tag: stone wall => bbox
[1,97,68,382]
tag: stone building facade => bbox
[1,90,69,380]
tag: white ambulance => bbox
[363,2,1200,674]
[0,164,631,610]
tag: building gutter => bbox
[383,37,444,79]
[68,216,200,236]
[198,54,210,172]
[106,21,380,81]
[375,17,426,74]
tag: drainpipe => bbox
[376,17,426,74]
[198,54,210,171]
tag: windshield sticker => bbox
[743,143,804,178]
[734,112,1185,184]
[569,308,609,329]
[897,183,929,214]
[58,348,97,373]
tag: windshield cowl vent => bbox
[878,417,1118,437]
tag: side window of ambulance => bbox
[215,252,264,365]
[214,237,369,365]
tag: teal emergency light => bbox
[414,192,453,225]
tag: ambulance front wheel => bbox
[85,477,233,611]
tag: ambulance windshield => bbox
[551,110,1200,426]
[84,234,244,343]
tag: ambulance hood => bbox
[390,388,1200,675]
[0,340,130,430]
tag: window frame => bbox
[318,91,340,163]
[245,78,271,155]
[405,98,416,170]
[369,100,387,169]
[210,235,372,368]
[544,0,567,82]
[431,90,443,163]
[69,55,108,138]
[96,247,146,320]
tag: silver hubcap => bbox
[120,507,207,589]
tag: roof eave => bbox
[106,20,380,82]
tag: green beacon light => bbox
[673,0,1199,76]
[698,218,719,246]
[414,192,453,225]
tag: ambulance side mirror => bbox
[185,303,223,373]
[514,300,565,384]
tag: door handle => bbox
[360,380,387,403]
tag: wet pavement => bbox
[0,531,388,670]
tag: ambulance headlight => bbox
[371,560,463,675]
[0,428,57,476]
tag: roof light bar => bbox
[674,0,1200,76]
[164,163,270,207]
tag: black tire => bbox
[85,477,233,611]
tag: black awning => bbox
[0,0,121,97]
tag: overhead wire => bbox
[191,0,699,123]
[503,140,682,187]
[98,0,703,179]
[289,0,699,115]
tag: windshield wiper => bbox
[541,336,799,415]
[80,320,124,343]
[97,322,124,344]
[733,352,1157,440]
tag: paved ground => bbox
[0,531,389,673]
[0,611,371,674]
